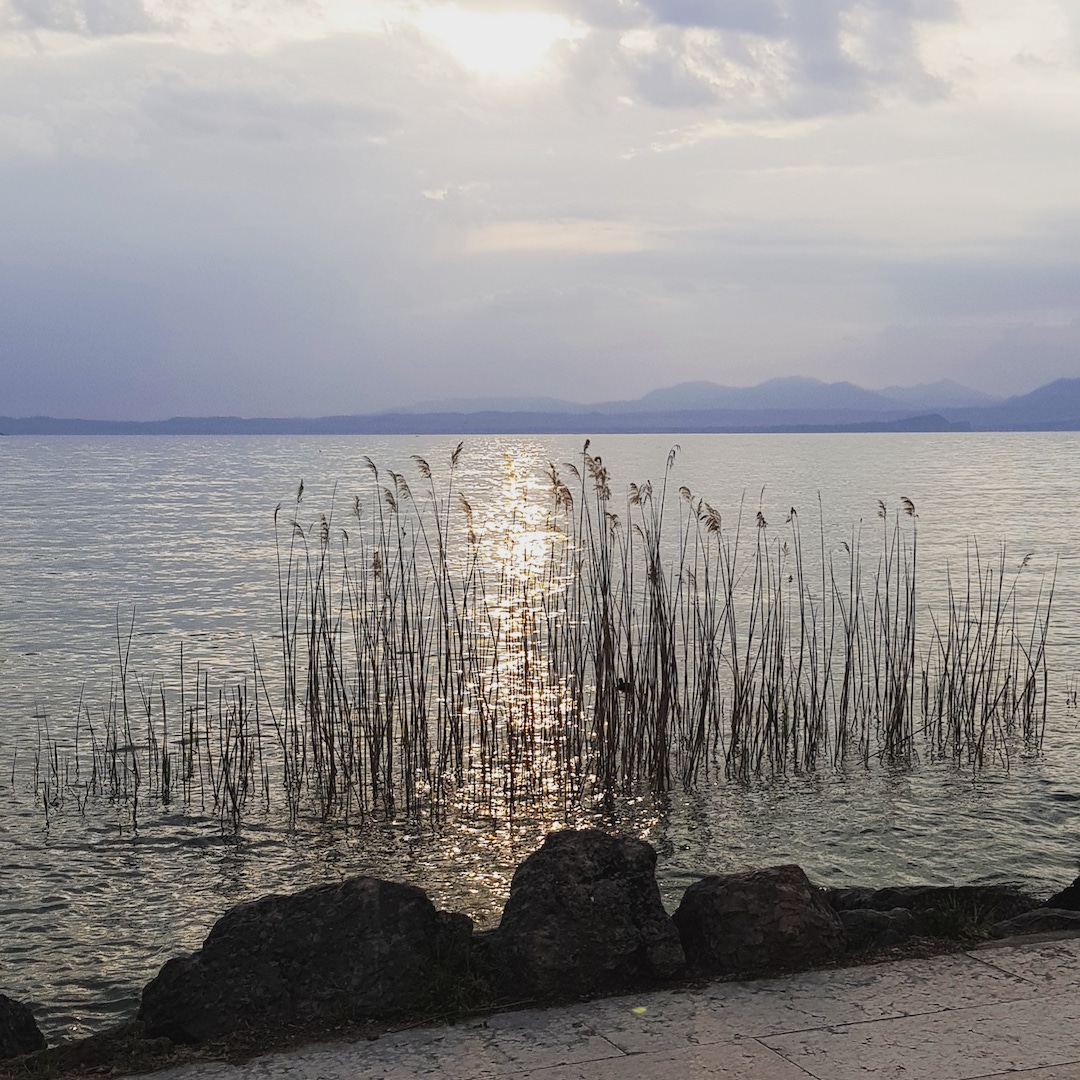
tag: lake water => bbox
[2,432,1080,1041]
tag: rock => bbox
[435,910,474,967]
[824,887,877,912]
[673,864,844,975]
[1044,876,1080,911]
[138,877,473,1044]
[824,884,1037,935]
[490,829,685,999]
[991,909,1080,937]
[838,907,917,952]
[0,993,45,1060]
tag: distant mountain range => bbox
[5,377,1080,435]
[392,378,1002,416]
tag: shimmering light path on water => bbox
[1,433,1079,1040]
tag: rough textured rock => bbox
[824,887,877,912]
[824,884,1036,934]
[838,907,917,952]
[1044,876,1080,911]
[138,877,473,1044]
[674,865,844,975]
[0,993,45,1060]
[991,908,1080,937]
[490,829,685,999]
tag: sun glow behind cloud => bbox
[2,0,1080,414]
[417,5,584,79]
[465,219,649,255]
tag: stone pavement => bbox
[132,934,1080,1080]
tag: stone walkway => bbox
[132,934,1080,1080]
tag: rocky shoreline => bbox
[5,828,1080,1078]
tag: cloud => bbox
[7,0,160,35]
[464,219,650,254]
[891,260,1080,320]
[644,0,784,35]
[825,318,1080,397]
[142,77,393,143]
[0,0,959,122]
[0,0,1076,418]
[0,113,55,158]
[0,0,396,49]
[964,319,1080,394]
[417,6,585,78]
[617,0,955,114]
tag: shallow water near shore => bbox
[2,432,1079,1041]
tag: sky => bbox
[1,0,1079,418]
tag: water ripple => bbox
[2,433,1080,1040]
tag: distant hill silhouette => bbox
[878,379,1003,409]
[4,376,1080,434]
[626,377,901,413]
[942,378,1080,429]
[383,376,998,417]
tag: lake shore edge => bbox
[6,927,1080,1080]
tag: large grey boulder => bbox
[138,877,472,1044]
[489,829,684,999]
[0,993,45,1060]
[674,865,844,975]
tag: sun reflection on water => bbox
[468,451,584,815]
[4,435,1078,1041]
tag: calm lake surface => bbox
[2,432,1080,1040]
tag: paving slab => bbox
[970,936,1080,988]
[761,991,1080,1080]
[975,1067,1080,1079]
[474,1010,624,1071]
[126,935,1080,1080]
[517,1039,813,1079]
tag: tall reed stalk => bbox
[22,445,1057,829]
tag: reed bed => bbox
[20,444,1055,830]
